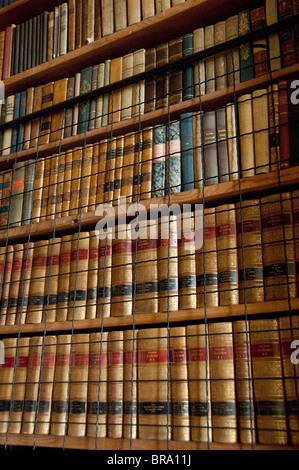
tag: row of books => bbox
[0,0,16,9]
[0,0,187,79]
[0,316,298,445]
[0,190,298,327]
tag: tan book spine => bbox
[265,0,282,71]
[209,322,237,443]
[225,103,238,181]
[114,136,124,203]
[169,326,190,441]
[204,25,215,94]
[47,155,59,220]
[144,47,156,113]
[261,192,296,300]
[72,73,81,136]
[68,333,90,437]
[0,338,18,433]
[279,315,299,445]
[233,320,256,444]
[39,82,54,146]
[193,27,205,97]
[40,156,51,222]
[60,3,68,56]
[132,49,145,117]
[56,152,66,218]
[142,0,155,18]
[178,211,197,310]
[21,336,43,434]
[104,137,116,205]
[23,87,34,150]
[68,0,76,52]
[196,207,218,308]
[26,240,48,324]
[108,57,122,124]
[29,86,43,148]
[42,238,61,323]
[75,0,82,49]
[70,148,82,215]
[135,220,159,314]
[96,140,107,206]
[155,0,171,12]
[8,337,30,434]
[97,232,112,319]
[82,0,95,44]
[268,84,280,172]
[127,0,141,25]
[6,244,24,326]
[86,231,99,319]
[138,327,171,440]
[250,318,288,444]
[236,199,264,304]
[0,170,11,229]
[50,334,72,436]
[108,330,123,438]
[68,232,89,321]
[32,159,44,223]
[132,132,142,202]
[0,245,13,326]
[101,0,114,37]
[216,204,239,306]
[158,215,178,313]
[123,330,137,439]
[87,332,108,437]
[186,324,212,442]
[225,15,240,86]
[252,89,270,174]
[237,94,255,177]
[214,21,227,91]
[96,63,105,129]
[47,10,54,61]
[155,43,168,109]
[50,78,68,143]
[62,150,72,217]
[120,132,135,204]
[114,0,127,31]
[88,145,99,212]
[121,53,133,121]
[111,224,132,317]
[81,144,93,213]
[16,242,34,325]
[57,235,72,321]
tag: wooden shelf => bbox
[1,62,298,172]
[0,166,298,246]
[1,298,298,337]
[2,0,262,96]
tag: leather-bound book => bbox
[165,120,181,194]
[78,66,92,134]
[55,153,66,218]
[50,78,68,142]
[26,240,48,324]
[97,231,112,319]
[108,57,122,124]
[237,93,255,177]
[252,89,270,174]
[142,0,155,18]
[95,63,105,129]
[68,0,76,52]
[2,94,14,155]
[127,0,141,25]
[23,87,34,150]
[0,245,13,326]
[0,338,18,432]
[121,53,133,121]
[182,33,194,101]
[22,159,36,226]
[46,155,59,220]
[278,0,296,67]
[104,137,116,205]
[89,65,98,131]
[168,37,183,105]
[225,15,240,86]
[62,150,73,217]
[0,170,11,229]
[81,144,93,213]
[107,330,123,438]
[204,25,215,94]
[140,127,153,199]
[59,3,68,56]
[16,242,34,325]
[75,0,82,49]
[72,72,81,135]
[114,0,127,31]
[158,215,178,313]
[68,232,90,321]
[251,7,268,77]
[101,0,114,37]
[155,43,169,109]
[10,161,25,228]
[152,124,166,197]
[0,30,5,79]
[64,77,75,138]
[82,0,95,45]
[132,48,145,118]
[114,135,124,203]
[265,0,282,72]
[2,25,14,79]
[42,238,61,323]
[86,231,99,319]
[178,210,197,310]
[95,0,102,39]
[278,80,290,169]
[238,10,254,82]
[29,86,43,148]
[39,82,54,146]
[180,112,195,191]
[6,244,24,326]
[69,147,82,215]
[192,111,203,188]
[123,330,137,439]
[193,27,205,97]
[120,132,135,203]
[102,59,111,127]
[144,47,156,113]
[203,110,218,186]
[57,235,72,322]
[96,139,107,206]
[216,107,229,183]
[268,84,280,172]
[214,21,227,91]
[40,156,51,222]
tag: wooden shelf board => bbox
[1,298,298,336]
[0,166,298,247]
[1,62,298,172]
[0,433,298,450]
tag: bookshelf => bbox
[0,0,298,452]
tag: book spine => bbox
[123,330,137,439]
[43,238,61,323]
[81,145,93,213]
[121,53,133,121]
[225,102,239,181]
[68,333,90,437]
[102,59,111,127]
[40,157,51,221]
[47,157,59,219]
[169,37,183,105]
[132,49,145,118]
[16,242,34,325]
[94,0,102,39]
[68,0,76,52]
[86,231,99,319]
[10,162,25,228]
[2,94,14,156]
[182,33,194,101]
[0,245,13,326]
[114,0,127,31]
[22,160,36,225]
[6,244,24,326]
[127,0,141,25]
[278,80,290,169]
[268,84,280,172]
[75,0,82,49]
[204,25,215,94]
[29,86,43,149]
[23,87,34,151]
[120,132,135,203]
[108,330,123,438]
[78,67,92,134]
[142,0,155,19]
[68,232,90,321]
[288,78,299,167]
[237,93,255,177]
[144,47,156,113]
[111,225,132,317]
[89,65,98,131]
[55,153,65,218]
[192,111,203,188]
[155,43,168,109]
[180,112,195,191]
[203,110,218,186]
[209,322,237,443]
[252,89,270,174]
[0,170,11,228]
[152,124,166,197]
[0,337,18,433]
[266,0,282,72]
[83,0,95,44]
[97,233,112,319]
[178,211,197,310]
[62,150,72,217]
[114,136,124,203]
[104,137,116,204]
[193,27,205,97]
[251,7,268,78]
[26,240,48,324]
[293,190,299,294]
[51,78,68,142]
[101,0,114,37]
[69,148,82,215]
[278,0,297,67]
[216,107,229,183]
[47,11,54,61]
[250,318,288,444]
[214,21,227,91]
[2,26,12,79]
[95,63,105,129]
[40,82,54,146]
[166,120,181,194]
[238,10,254,82]
[140,127,153,199]
[133,133,142,202]
[0,30,6,79]
[57,235,72,322]
[108,57,122,124]
[225,15,240,86]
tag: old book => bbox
[50,334,72,436]
[233,320,256,444]
[266,0,282,72]
[251,7,268,78]
[101,0,114,37]
[0,30,5,79]
[225,15,240,86]
[169,327,190,441]
[6,337,30,434]
[214,21,227,91]
[57,235,72,321]
[121,53,133,121]
[216,204,239,306]
[216,107,229,183]
[268,84,280,171]
[138,328,171,440]
[6,244,24,326]
[72,73,81,135]
[108,330,123,438]
[68,0,76,52]
[17,90,27,152]
[140,127,153,199]
[120,132,135,203]
[0,245,13,326]
[180,112,194,191]
[47,155,59,220]
[81,144,93,213]
[10,161,26,228]
[23,87,34,150]
[50,78,68,142]
[16,242,34,325]
[123,330,137,439]
[21,336,43,434]
[155,43,169,109]
[142,0,155,18]
[111,224,133,317]
[158,215,178,312]
[132,132,142,202]
[204,25,215,94]
[40,156,51,221]
[75,0,82,49]
[209,322,237,443]
[0,338,17,432]
[192,111,203,188]
[182,33,194,101]
[252,89,270,174]
[132,48,145,118]
[69,147,82,215]
[237,93,255,177]
[144,47,156,113]
[42,238,61,323]
[152,124,166,197]
[278,0,296,67]
[165,120,181,194]
[186,324,212,442]
[168,37,183,105]
[89,66,98,131]
[114,136,124,203]
[95,63,105,128]
[39,82,54,146]
[114,0,127,31]
[104,137,116,204]
[68,333,90,437]
[278,80,290,169]
[288,78,299,167]
[203,110,218,186]
[68,232,89,321]
[87,332,108,437]
[86,231,99,319]
[196,207,218,308]
[11,92,20,154]
[178,210,197,310]
[89,147,99,208]
[279,315,299,445]
[135,220,159,314]
[236,199,264,304]
[29,86,43,148]
[193,27,205,97]
[82,0,94,44]
[64,77,75,138]
[0,170,11,229]
[108,57,122,124]
[127,0,141,25]
[94,0,102,39]
[102,59,111,127]
[59,3,68,55]
[22,159,36,225]
[97,231,112,319]
[2,25,14,80]
[78,66,92,134]
[261,192,296,300]
[238,10,254,82]
[31,159,44,223]
[94,140,106,206]
[250,318,288,444]
[62,150,72,217]
[2,94,14,155]
[26,240,48,324]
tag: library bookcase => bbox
[0,0,298,452]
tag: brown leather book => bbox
[142,0,155,18]
[82,0,95,45]
[101,0,114,37]
[156,43,169,109]
[114,0,127,31]
[145,47,156,113]
[75,0,83,49]
[29,86,43,148]
[68,0,76,52]
[40,82,54,146]
[108,57,122,124]
[47,11,54,61]
[50,78,68,142]
[23,87,34,150]
[169,37,183,105]
[95,0,102,39]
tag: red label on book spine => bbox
[187,347,207,362]
[138,350,168,363]
[251,342,280,358]
[209,346,233,361]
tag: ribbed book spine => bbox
[26,240,48,324]
[278,80,290,169]
[10,161,25,227]
[144,48,156,113]
[152,124,166,197]
[225,15,240,86]
[237,94,255,177]
[204,25,215,94]
[209,322,237,443]
[178,211,197,310]
[238,10,254,82]
[16,242,34,325]
[57,235,72,321]
[39,82,54,146]
[155,43,168,109]
[6,244,24,326]
[141,127,153,199]
[169,37,183,105]
[78,66,92,134]
[120,132,135,203]
[97,232,112,319]
[111,224,132,317]
[108,57,122,124]
[81,145,93,213]
[214,21,227,91]
[268,84,280,172]
[278,0,297,67]
[47,156,59,220]
[43,238,61,323]
[266,0,282,72]
[0,338,18,433]
[50,78,68,142]
[86,231,99,320]
[158,215,178,313]
[123,330,137,439]
[251,7,268,78]
[192,111,203,189]
[62,150,72,217]
[132,49,145,118]
[180,113,195,191]
[69,148,82,215]
[252,89,270,174]
[203,110,218,186]
[68,232,89,321]
[121,53,133,121]
[182,33,194,101]
[40,156,51,222]
[193,27,205,97]
[166,120,181,194]
[108,330,123,438]
[216,108,229,183]
[0,246,13,326]
[31,159,44,223]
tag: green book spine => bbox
[238,10,254,82]
[180,112,195,191]
[182,33,194,101]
